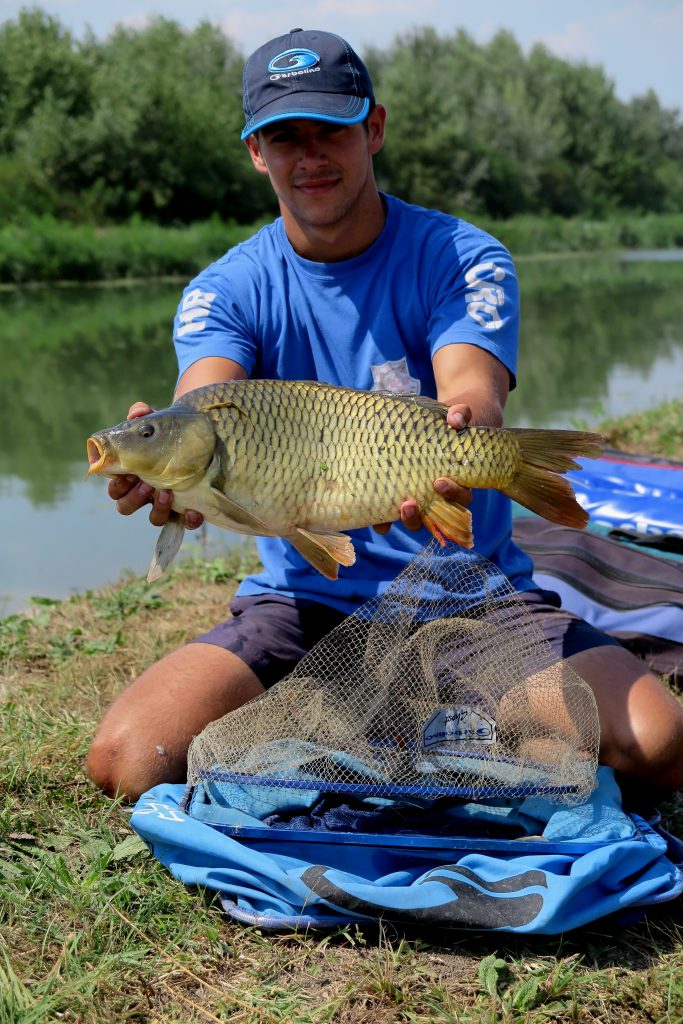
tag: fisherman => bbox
[87,29,683,804]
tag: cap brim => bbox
[241,94,370,140]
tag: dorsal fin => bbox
[372,391,448,417]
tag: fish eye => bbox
[139,424,155,439]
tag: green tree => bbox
[0,8,91,150]
[80,18,272,222]
[1,10,682,224]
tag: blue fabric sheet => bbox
[130,768,683,933]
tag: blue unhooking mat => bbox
[131,767,683,933]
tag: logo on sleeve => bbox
[370,357,420,394]
[176,288,216,338]
[465,262,506,330]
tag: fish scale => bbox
[87,379,605,581]
[176,381,588,532]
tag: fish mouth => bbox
[86,436,115,476]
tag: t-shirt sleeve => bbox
[427,234,520,386]
[172,266,257,380]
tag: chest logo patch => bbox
[370,357,420,394]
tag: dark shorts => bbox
[191,589,623,690]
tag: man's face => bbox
[244,107,386,233]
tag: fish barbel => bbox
[86,380,604,581]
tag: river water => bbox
[2,251,682,617]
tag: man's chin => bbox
[290,204,349,230]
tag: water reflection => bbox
[506,255,683,426]
[0,284,179,504]
[1,253,682,614]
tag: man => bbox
[87,29,683,803]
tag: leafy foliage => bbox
[1,12,682,226]
[0,10,274,225]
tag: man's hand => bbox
[373,402,473,535]
[107,402,203,529]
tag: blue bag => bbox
[131,767,683,933]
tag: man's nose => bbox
[297,133,329,163]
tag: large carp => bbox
[86,380,604,581]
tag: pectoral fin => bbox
[147,513,186,582]
[422,496,473,549]
[206,486,356,578]
[208,486,276,536]
[289,528,356,580]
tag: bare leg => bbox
[567,645,683,798]
[87,643,264,801]
[496,646,683,799]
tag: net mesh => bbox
[187,543,600,805]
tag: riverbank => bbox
[1,401,682,1021]
[2,211,683,285]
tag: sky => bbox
[1,0,681,110]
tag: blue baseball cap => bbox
[241,29,375,140]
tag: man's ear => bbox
[367,104,387,157]
[244,134,268,175]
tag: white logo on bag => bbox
[370,357,420,394]
[176,288,216,338]
[134,800,185,823]
[422,706,497,748]
[465,262,506,330]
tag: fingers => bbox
[433,476,472,507]
[147,491,203,529]
[400,499,423,532]
[108,476,203,529]
[372,521,392,535]
[148,489,173,527]
[112,478,155,517]
[109,479,170,525]
[370,503,422,534]
[128,402,155,419]
[378,482,473,536]
[107,475,140,502]
[446,403,472,430]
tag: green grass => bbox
[2,409,683,1022]
[0,216,264,286]
[597,400,683,460]
[2,210,683,285]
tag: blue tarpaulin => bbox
[131,767,683,933]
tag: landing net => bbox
[187,543,600,805]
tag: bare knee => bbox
[86,723,183,802]
[614,700,683,794]
[569,645,683,795]
[86,643,264,801]
[86,730,131,800]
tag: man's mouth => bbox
[295,178,339,195]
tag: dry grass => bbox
[2,546,683,1022]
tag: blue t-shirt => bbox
[173,193,535,613]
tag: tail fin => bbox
[505,429,604,528]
